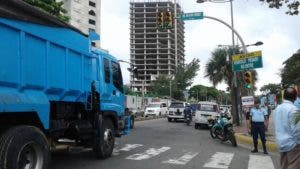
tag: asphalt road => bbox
[50,118,280,169]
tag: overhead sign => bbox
[242,96,254,107]
[232,51,263,71]
[180,12,203,21]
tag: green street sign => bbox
[232,51,263,71]
[180,12,204,21]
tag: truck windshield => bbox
[169,103,184,108]
[199,104,218,112]
[148,104,160,108]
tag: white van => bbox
[194,101,220,129]
[144,102,168,117]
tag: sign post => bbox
[232,51,263,71]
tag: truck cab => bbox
[0,1,131,168]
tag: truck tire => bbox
[168,118,172,122]
[93,119,115,159]
[0,126,50,169]
[130,116,135,129]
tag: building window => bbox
[89,1,96,7]
[104,58,110,83]
[89,10,96,16]
[89,19,96,25]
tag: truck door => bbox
[111,61,124,111]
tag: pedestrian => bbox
[273,87,300,169]
[249,97,269,154]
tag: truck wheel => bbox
[168,118,172,122]
[0,126,50,169]
[130,116,135,129]
[93,119,115,159]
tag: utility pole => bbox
[174,0,178,69]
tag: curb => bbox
[235,133,278,152]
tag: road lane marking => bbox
[248,155,275,169]
[126,147,171,160]
[162,152,199,165]
[113,144,143,156]
[203,152,234,169]
[119,144,143,151]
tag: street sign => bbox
[241,96,254,107]
[180,12,203,21]
[232,51,263,71]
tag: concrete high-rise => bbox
[60,0,101,47]
[130,0,185,92]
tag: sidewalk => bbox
[234,115,277,152]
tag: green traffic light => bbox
[246,84,251,89]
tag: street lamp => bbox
[218,41,264,48]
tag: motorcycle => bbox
[208,114,237,147]
[185,114,192,126]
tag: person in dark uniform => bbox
[249,97,269,154]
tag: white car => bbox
[194,101,220,129]
[144,102,168,117]
[167,101,188,122]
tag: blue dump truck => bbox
[0,1,131,168]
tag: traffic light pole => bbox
[174,0,178,69]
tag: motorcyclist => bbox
[184,105,192,121]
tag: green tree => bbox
[23,0,70,22]
[149,75,171,97]
[260,83,281,95]
[281,50,300,86]
[205,47,258,124]
[259,0,300,15]
[149,59,200,100]
[172,59,200,100]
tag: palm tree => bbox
[205,47,258,124]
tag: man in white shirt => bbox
[273,87,300,169]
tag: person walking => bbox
[273,87,300,169]
[249,97,269,154]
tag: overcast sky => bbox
[100,0,300,94]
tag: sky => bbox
[100,0,300,94]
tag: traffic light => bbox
[157,12,164,29]
[165,11,173,29]
[244,71,252,89]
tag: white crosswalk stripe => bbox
[126,147,171,160]
[113,144,143,156]
[203,152,234,169]
[162,152,199,165]
[248,155,275,169]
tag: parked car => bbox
[194,101,220,129]
[167,101,189,122]
[144,102,168,117]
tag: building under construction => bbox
[130,0,185,92]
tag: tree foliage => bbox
[260,83,281,94]
[259,0,300,15]
[189,85,230,104]
[205,47,258,92]
[281,50,300,86]
[149,59,200,100]
[23,0,70,22]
